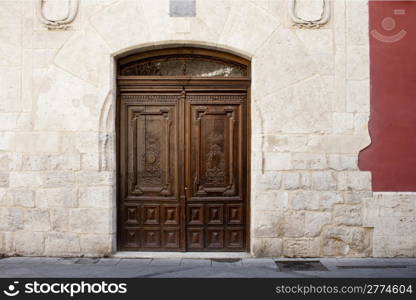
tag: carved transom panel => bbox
[119,55,247,77]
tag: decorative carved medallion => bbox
[140,133,162,186]
[288,0,331,29]
[205,132,225,185]
[37,0,79,30]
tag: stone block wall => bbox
[0,0,414,257]
[364,193,416,257]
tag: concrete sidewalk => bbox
[0,257,415,278]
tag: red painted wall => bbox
[359,1,416,191]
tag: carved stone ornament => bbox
[288,0,331,29]
[37,0,79,30]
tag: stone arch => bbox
[112,41,253,62]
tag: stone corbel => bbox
[288,0,331,29]
[37,0,79,30]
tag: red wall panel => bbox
[359,1,416,191]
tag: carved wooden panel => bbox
[162,229,180,248]
[225,228,244,248]
[127,104,174,196]
[187,204,204,225]
[162,205,180,225]
[227,204,244,225]
[206,228,224,249]
[187,228,204,249]
[206,204,224,225]
[142,205,160,225]
[123,229,139,248]
[124,204,140,225]
[190,103,241,197]
[141,229,161,248]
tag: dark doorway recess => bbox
[116,48,251,251]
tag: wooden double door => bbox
[118,87,249,251]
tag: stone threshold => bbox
[112,252,252,259]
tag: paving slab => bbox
[150,259,182,266]
[211,259,243,268]
[56,258,80,265]
[136,266,197,278]
[117,258,152,267]
[0,258,414,278]
[389,258,416,265]
[318,258,339,271]
[205,271,248,278]
[96,258,121,265]
[336,258,402,266]
[242,258,274,266]
[75,258,100,264]
[32,264,90,277]
[24,257,60,264]
[88,266,151,278]
[0,266,40,276]
[145,266,213,278]
[181,259,212,266]
[0,257,29,264]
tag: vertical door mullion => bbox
[178,87,187,251]
[183,86,191,251]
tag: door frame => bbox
[116,47,252,252]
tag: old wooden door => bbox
[185,92,247,251]
[119,92,185,250]
[117,48,250,251]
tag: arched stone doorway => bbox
[116,47,251,252]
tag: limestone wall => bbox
[0,0,414,257]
